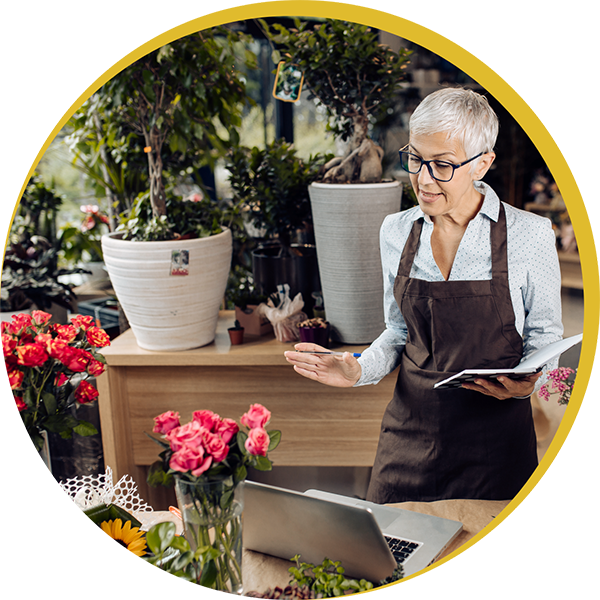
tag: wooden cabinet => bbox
[97,312,397,507]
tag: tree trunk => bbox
[322,115,383,183]
[146,131,167,218]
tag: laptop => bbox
[242,481,463,582]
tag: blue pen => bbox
[299,350,362,358]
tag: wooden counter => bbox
[97,312,398,507]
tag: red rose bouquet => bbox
[3,310,111,452]
[146,404,281,593]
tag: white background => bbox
[0,0,600,600]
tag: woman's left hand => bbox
[461,372,542,400]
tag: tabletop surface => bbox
[101,311,370,366]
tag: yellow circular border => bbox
[0,0,600,600]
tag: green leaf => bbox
[268,429,282,451]
[236,430,249,455]
[23,387,36,408]
[145,521,176,555]
[234,464,247,484]
[42,392,57,416]
[147,460,173,488]
[252,455,273,472]
[171,550,194,571]
[199,558,217,588]
[73,420,98,437]
[170,535,191,553]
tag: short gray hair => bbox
[409,87,499,160]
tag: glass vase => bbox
[174,476,244,595]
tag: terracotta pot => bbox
[228,327,244,345]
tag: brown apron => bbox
[366,204,538,503]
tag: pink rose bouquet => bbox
[147,403,281,486]
[3,310,110,452]
[147,404,281,594]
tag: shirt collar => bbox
[409,180,501,224]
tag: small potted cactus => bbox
[227,319,245,346]
[298,317,330,348]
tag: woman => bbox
[284,87,563,503]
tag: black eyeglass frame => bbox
[398,147,484,182]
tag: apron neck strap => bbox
[490,202,508,278]
[397,217,423,278]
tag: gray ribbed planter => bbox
[309,182,402,344]
[102,229,232,351]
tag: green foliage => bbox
[226,139,332,250]
[289,555,375,596]
[67,26,257,231]
[225,265,267,310]
[288,554,403,597]
[1,243,77,311]
[116,191,231,242]
[59,205,110,265]
[3,177,89,311]
[260,19,411,143]
[13,175,64,243]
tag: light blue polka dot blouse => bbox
[356,181,564,391]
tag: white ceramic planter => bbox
[102,229,232,351]
[309,181,402,344]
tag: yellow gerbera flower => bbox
[100,518,147,556]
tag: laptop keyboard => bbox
[384,535,423,565]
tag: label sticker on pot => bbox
[170,250,189,276]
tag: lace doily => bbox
[60,466,153,513]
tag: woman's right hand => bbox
[283,343,362,388]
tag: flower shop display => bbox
[539,367,577,406]
[147,404,281,594]
[3,310,110,461]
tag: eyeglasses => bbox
[398,146,484,182]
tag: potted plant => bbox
[226,139,331,314]
[2,176,88,323]
[226,270,271,337]
[298,317,330,348]
[227,319,245,345]
[1,239,79,322]
[260,18,411,343]
[88,26,256,351]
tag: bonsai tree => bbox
[67,26,257,240]
[225,139,331,255]
[260,18,411,183]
